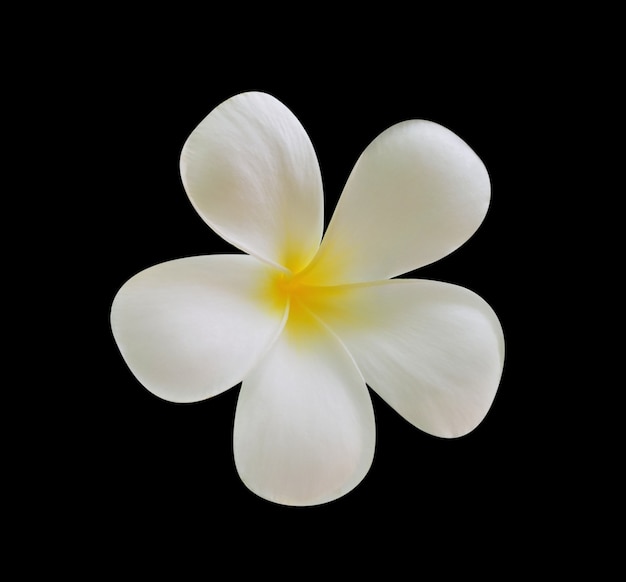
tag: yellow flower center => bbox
[273,272,319,336]
[258,257,359,344]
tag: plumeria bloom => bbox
[111,91,504,506]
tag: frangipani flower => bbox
[111,91,504,506]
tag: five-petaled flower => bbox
[111,91,505,506]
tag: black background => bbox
[69,18,575,564]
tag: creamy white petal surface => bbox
[302,120,490,285]
[180,92,324,273]
[306,279,504,438]
[234,309,375,506]
[111,255,287,403]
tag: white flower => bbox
[111,91,505,506]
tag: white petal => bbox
[307,279,504,437]
[110,255,287,403]
[302,120,490,285]
[180,92,324,273]
[233,309,375,506]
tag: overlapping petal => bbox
[301,120,491,285]
[111,255,287,403]
[180,92,324,273]
[305,279,504,438]
[233,309,375,506]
